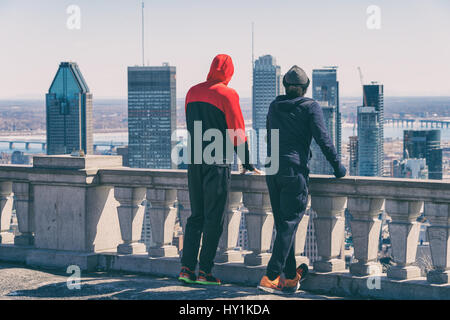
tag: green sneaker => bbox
[178,267,197,284]
[196,270,221,285]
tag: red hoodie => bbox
[185,54,254,169]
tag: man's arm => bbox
[309,101,346,178]
[224,90,256,172]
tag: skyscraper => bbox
[127,64,176,249]
[403,130,443,180]
[363,82,384,176]
[128,64,176,169]
[46,62,93,155]
[311,67,341,173]
[348,136,359,176]
[252,55,281,167]
[357,106,382,176]
[309,101,336,175]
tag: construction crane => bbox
[358,66,368,106]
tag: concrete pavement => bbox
[0,263,344,300]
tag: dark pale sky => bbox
[1,0,449,99]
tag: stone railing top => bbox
[33,155,123,170]
[99,168,450,201]
[0,160,449,201]
[308,175,450,202]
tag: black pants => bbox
[266,166,309,279]
[181,164,231,274]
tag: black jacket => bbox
[266,95,341,175]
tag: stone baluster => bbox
[385,199,423,280]
[311,195,347,272]
[12,182,34,246]
[294,212,310,266]
[114,187,147,254]
[0,181,14,244]
[242,191,274,266]
[147,188,178,258]
[177,190,191,235]
[347,197,384,276]
[424,201,450,284]
[216,191,243,263]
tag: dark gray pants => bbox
[181,164,231,274]
[266,166,309,279]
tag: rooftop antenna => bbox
[252,22,255,69]
[142,1,145,66]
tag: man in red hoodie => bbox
[178,54,260,285]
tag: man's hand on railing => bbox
[334,164,347,179]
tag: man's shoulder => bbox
[300,98,320,111]
[215,84,238,97]
[298,97,316,105]
[187,81,207,95]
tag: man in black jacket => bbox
[258,65,346,294]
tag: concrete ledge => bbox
[213,263,267,286]
[301,271,450,300]
[0,245,31,263]
[97,254,267,287]
[1,247,449,299]
[25,249,100,271]
[33,155,123,170]
[98,253,181,277]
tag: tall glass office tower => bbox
[46,62,93,155]
[128,64,176,169]
[348,136,359,176]
[403,130,443,180]
[311,67,341,174]
[128,64,177,249]
[357,106,382,176]
[252,55,281,167]
[309,102,336,175]
[363,82,384,176]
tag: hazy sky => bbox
[0,0,449,99]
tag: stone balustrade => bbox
[0,155,449,299]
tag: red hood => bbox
[207,54,234,85]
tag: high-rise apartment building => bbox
[128,64,176,169]
[363,82,384,176]
[348,136,359,176]
[309,101,336,175]
[311,67,341,173]
[46,62,93,155]
[403,130,443,180]
[358,106,382,176]
[252,55,281,167]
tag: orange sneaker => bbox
[257,275,282,294]
[296,263,309,284]
[279,274,300,293]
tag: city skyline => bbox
[0,1,450,303]
[1,0,450,100]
